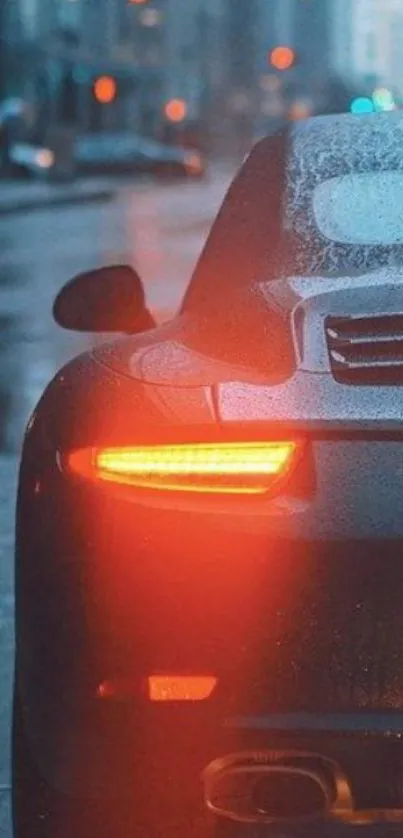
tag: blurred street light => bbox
[164,98,188,123]
[93,75,117,104]
[128,0,149,4]
[269,46,296,71]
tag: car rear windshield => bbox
[313,172,403,246]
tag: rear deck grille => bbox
[325,313,403,384]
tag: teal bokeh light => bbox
[350,97,374,115]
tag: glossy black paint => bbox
[53,264,156,334]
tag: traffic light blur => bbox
[164,98,188,123]
[269,46,296,71]
[93,76,117,104]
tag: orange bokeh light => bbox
[93,75,117,104]
[270,45,295,71]
[164,98,188,123]
[128,0,148,4]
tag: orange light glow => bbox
[35,149,55,168]
[93,75,117,104]
[66,441,299,494]
[185,152,203,175]
[288,101,312,120]
[148,675,217,702]
[164,98,188,123]
[128,0,148,4]
[270,45,295,71]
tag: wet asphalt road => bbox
[0,163,234,836]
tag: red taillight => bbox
[66,441,299,495]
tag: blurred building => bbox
[223,0,260,148]
[255,0,334,128]
[258,0,332,79]
[54,0,227,134]
[292,0,332,83]
[18,0,57,40]
[345,0,386,86]
[331,0,403,96]
[0,0,42,98]
[330,0,355,82]
[163,0,225,119]
[0,0,239,141]
[256,0,280,70]
[226,0,260,89]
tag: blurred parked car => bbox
[0,98,57,181]
[9,143,55,180]
[74,132,206,178]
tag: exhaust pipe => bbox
[204,750,354,825]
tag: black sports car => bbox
[13,110,403,838]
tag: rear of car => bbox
[15,279,403,836]
[14,112,403,837]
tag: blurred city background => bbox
[1,0,402,181]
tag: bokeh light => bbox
[269,46,296,71]
[93,76,117,104]
[164,98,188,123]
[350,97,374,115]
[373,87,395,111]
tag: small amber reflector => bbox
[147,675,217,702]
[66,442,298,494]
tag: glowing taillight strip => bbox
[67,442,299,494]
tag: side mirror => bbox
[53,265,156,333]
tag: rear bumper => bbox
[15,409,403,823]
[16,487,403,809]
[18,698,403,829]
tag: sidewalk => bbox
[0,176,117,216]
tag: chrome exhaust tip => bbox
[204,750,354,825]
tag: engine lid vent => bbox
[325,312,403,385]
